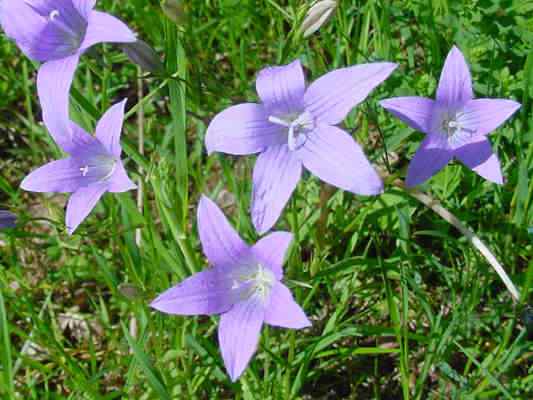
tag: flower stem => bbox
[404,185,520,302]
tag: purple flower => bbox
[20,100,136,235]
[0,210,17,229]
[205,59,397,234]
[0,0,136,150]
[380,46,521,187]
[151,196,311,382]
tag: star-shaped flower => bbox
[21,100,136,234]
[206,59,397,233]
[151,195,311,382]
[380,46,521,187]
[0,0,136,150]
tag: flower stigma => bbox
[232,263,276,303]
[268,111,315,151]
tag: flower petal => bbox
[72,0,96,19]
[37,53,81,153]
[405,134,453,187]
[304,62,397,125]
[66,183,108,234]
[1,0,46,61]
[197,196,248,269]
[379,97,435,134]
[298,124,383,195]
[218,298,265,382]
[436,46,473,109]
[20,158,86,193]
[251,231,293,279]
[264,282,311,329]
[150,268,234,316]
[454,137,503,184]
[80,10,136,52]
[95,99,127,157]
[256,59,306,116]
[205,103,285,155]
[107,162,137,193]
[460,99,521,136]
[251,145,302,234]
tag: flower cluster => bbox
[0,0,521,384]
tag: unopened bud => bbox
[0,210,16,229]
[161,0,185,25]
[121,40,165,75]
[301,0,337,38]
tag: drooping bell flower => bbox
[151,196,311,382]
[206,59,397,234]
[0,0,136,150]
[380,46,521,187]
[20,100,136,234]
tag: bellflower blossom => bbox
[151,196,311,382]
[0,210,17,229]
[20,100,136,235]
[0,0,136,150]
[380,46,521,186]
[206,59,397,233]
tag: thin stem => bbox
[404,185,520,302]
[136,66,144,247]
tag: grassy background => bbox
[1,0,532,398]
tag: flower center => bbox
[268,111,315,151]
[47,9,80,40]
[232,263,276,303]
[434,109,477,148]
[78,155,118,182]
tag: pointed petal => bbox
[218,298,265,381]
[107,162,137,193]
[66,183,108,234]
[95,99,127,157]
[37,54,81,152]
[72,0,96,19]
[21,158,86,193]
[198,196,248,269]
[436,46,473,108]
[205,103,285,155]
[406,134,453,187]
[256,59,306,116]
[150,268,234,316]
[297,125,383,195]
[304,63,397,125]
[379,97,435,134]
[251,232,293,279]
[455,137,503,184]
[251,145,302,234]
[460,99,521,136]
[264,282,311,329]
[80,10,136,51]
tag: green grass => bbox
[1,0,532,398]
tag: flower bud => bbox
[161,0,185,25]
[301,0,337,38]
[0,210,16,229]
[121,40,165,75]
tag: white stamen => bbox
[80,166,89,177]
[233,263,275,302]
[268,111,315,151]
[49,10,60,20]
[268,116,291,127]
